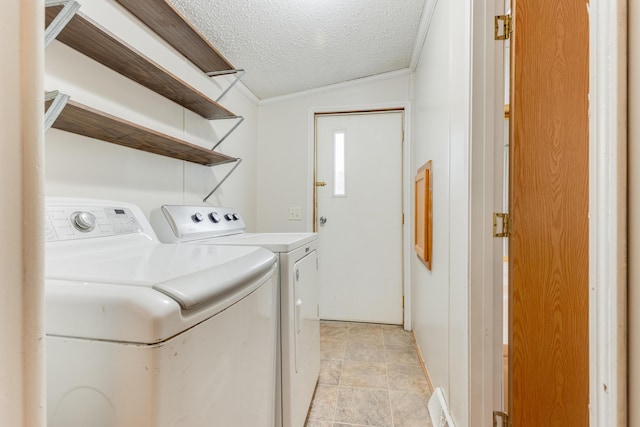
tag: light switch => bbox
[288,207,301,221]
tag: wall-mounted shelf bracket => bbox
[203,158,243,203]
[211,116,245,151]
[44,0,81,48]
[207,69,246,102]
[44,90,70,131]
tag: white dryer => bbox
[45,198,278,427]
[151,205,320,427]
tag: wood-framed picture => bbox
[414,161,432,269]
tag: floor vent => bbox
[428,387,455,427]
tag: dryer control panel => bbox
[151,205,246,243]
[45,205,143,242]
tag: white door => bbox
[315,111,404,324]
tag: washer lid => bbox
[46,244,276,343]
[46,243,276,310]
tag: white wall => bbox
[256,71,411,232]
[44,0,260,228]
[411,0,472,425]
[0,0,45,426]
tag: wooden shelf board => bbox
[114,0,235,74]
[45,5,235,120]
[45,98,236,167]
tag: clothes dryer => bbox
[45,198,278,427]
[151,205,320,427]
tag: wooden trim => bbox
[415,161,433,269]
[413,331,435,394]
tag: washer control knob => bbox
[209,212,221,223]
[72,211,96,232]
[192,212,204,223]
[224,213,234,221]
[232,213,240,221]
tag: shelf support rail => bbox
[44,91,70,131]
[203,158,242,203]
[207,69,246,102]
[211,116,245,151]
[45,0,81,48]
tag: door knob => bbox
[319,216,327,225]
[315,181,327,187]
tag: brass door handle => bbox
[315,181,327,187]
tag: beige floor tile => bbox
[321,322,350,341]
[311,321,432,427]
[339,360,388,389]
[334,387,392,427]
[321,339,347,360]
[389,391,432,427]
[319,359,342,385]
[344,341,386,363]
[304,420,333,427]
[387,364,430,399]
[382,327,415,347]
[307,385,339,422]
[384,344,420,366]
[347,323,384,344]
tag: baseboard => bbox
[412,330,435,394]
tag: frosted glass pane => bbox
[334,132,345,196]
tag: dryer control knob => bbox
[72,211,96,232]
[224,213,233,221]
[209,212,221,223]
[192,212,204,223]
[232,213,240,221]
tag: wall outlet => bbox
[288,207,302,221]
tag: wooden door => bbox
[509,0,589,425]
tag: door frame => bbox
[307,102,412,330]
[471,0,627,425]
[589,0,627,425]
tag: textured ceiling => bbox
[169,0,427,99]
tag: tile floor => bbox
[305,321,433,427]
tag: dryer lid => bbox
[153,247,276,310]
[206,232,317,253]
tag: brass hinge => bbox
[495,14,513,40]
[493,411,510,427]
[402,213,405,225]
[493,213,510,238]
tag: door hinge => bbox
[402,213,405,225]
[493,410,510,427]
[495,14,513,40]
[493,212,510,238]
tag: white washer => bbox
[45,198,278,427]
[151,205,320,427]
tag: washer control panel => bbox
[150,205,245,243]
[45,205,143,242]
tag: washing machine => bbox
[150,205,320,427]
[44,198,278,427]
